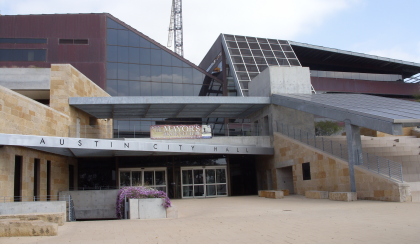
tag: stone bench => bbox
[258,190,284,199]
[0,219,58,237]
[329,192,357,202]
[0,212,65,226]
[305,191,329,199]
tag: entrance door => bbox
[181,167,227,198]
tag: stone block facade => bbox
[329,192,357,202]
[305,191,329,199]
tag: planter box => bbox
[129,198,166,220]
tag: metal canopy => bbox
[69,96,271,119]
[272,93,420,135]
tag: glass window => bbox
[151,49,162,65]
[151,65,162,82]
[183,61,191,68]
[155,171,166,185]
[206,169,215,183]
[172,67,183,83]
[193,85,202,96]
[162,66,173,83]
[129,81,141,96]
[182,68,193,84]
[251,49,263,56]
[118,46,129,62]
[118,30,129,46]
[226,41,238,48]
[246,64,258,72]
[278,40,288,45]
[107,18,119,29]
[128,31,140,47]
[270,44,281,51]
[243,57,256,64]
[132,171,142,186]
[234,64,246,71]
[129,47,139,63]
[288,59,300,66]
[140,81,152,96]
[258,64,268,72]
[281,45,293,51]
[268,39,278,44]
[192,69,204,84]
[107,29,118,45]
[107,80,118,96]
[107,45,118,62]
[139,48,151,64]
[249,73,259,80]
[260,44,271,50]
[171,56,183,67]
[144,171,154,186]
[277,59,289,66]
[152,82,162,96]
[236,72,250,80]
[237,42,249,48]
[183,84,193,96]
[248,42,259,49]
[129,64,140,80]
[217,185,227,195]
[284,52,297,59]
[139,37,151,48]
[254,57,266,64]
[119,172,130,186]
[235,36,246,42]
[173,83,183,96]
[266,58,278,65]
[140,65,151,81]
[118,63,129,80]
[240,81,249,89]
[224,35,235,41]
[263,50,274,57]
[240,49,252,56]
[107,62,118,79]
[273,51,285,58]
[229,49,241,56]
[206,185,216,196]
[162,51,172,66]
[162,82,173,96]
[231,56,243,63]
[246,36,257,42]
[257,38,268,43]
[194,170,204,184]
[118,80,129,96]
[216,169,226,183]
[150,43,160,49]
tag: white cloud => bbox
[367,46,420,63]
[0,0,359,64]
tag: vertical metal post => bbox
[388,160,391,178]
[69,195,71,221]
[331,141,333,154]
[322,137,324,151]
[377,155,380,173]
[33,196,35,201]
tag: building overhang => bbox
[69,96,271,119]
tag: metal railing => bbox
[275,122,404,182]
[0,195,76,222]
[69,125,113,139]
[226,123,269,136]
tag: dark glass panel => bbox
[258,64,268,72]
[224,35,235,41]
[251,49,263,56]
[235,36,246,41]
[217,185,227,195]
[263,50,274,57]
[231,56,243,63]
[129,81,141,96]
[150,43,160,49]
[151,65,162,82]
[162,66,173,83]
[172,67,183,83]
[229,49,241,56]
[246,36,257,42]
[239,49,252,56]
[281,45,293,51]
[268,39,278,44]
[118,30,129,46]
[118,46,129,62]
[237,42,249,48]
[248,42,259,49]
[193,85,201,96]
[129,64,140,80]
[107,29,118,45]
[242,57,256,64]
[129,47,139,63]
[234,64,246,71]
[151,49,162,65]
[107,45,118,62]
[172,56,183,67]
[254,57,266,64]
[226,41,238,48]
[257,38,268,43]
[140,65,151,81]
[139,48,151,64]
[246,64,258,72]
[128,31,140,47]
[34,50,46,61]
[107,18,119,29]
[277,59,289,66]
[173,83,183,96]
[192,69,204,84]
[162,51,172,66]
[183,83,193,96]
[270,44,282,51]
[266,58,278,65]
[118,63,129,80]
[249,73,259,80]
[107,62,118,79]
[140,81,152,96]
[107,79,118,96]
[236,72,249,81]
[288,59,300,66]
[240,81,249,89]
[260,43,271,50]
[152,82,162,96]
[139,37,151,48]
[118,80,129,96]
[273,51,286,58]
[182,61,190,68]
[182,68,193,84]
[284,52,297,59]
[162,82,173,96]
[278,40,288,44]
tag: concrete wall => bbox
[0,68,50,90]
[60,190,119,219]
[0,201,66,216]
[255,132,411,202]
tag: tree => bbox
[314,121,341,136]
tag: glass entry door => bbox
[181,166,227,198]
[119,167,167,193]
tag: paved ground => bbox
[2,195,420,243]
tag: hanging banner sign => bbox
[150,124,212,140]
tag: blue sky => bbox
[0,0,419,65]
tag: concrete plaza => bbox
[2,195,419,243]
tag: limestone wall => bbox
[255,133,411,202]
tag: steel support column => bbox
[344,120,362,192]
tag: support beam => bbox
[344,120,362,192]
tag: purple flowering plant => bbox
[116,186,171,219]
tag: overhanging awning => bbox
[69,96,271,119]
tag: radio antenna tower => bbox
[167,0,184,57]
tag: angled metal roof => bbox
[69,96,271,119]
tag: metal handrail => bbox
[275,121,404,182]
